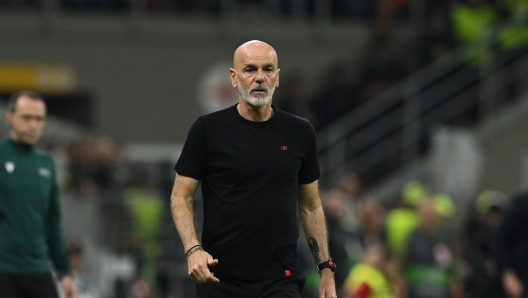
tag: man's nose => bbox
[255,70,265,82]
[28,119,39,129]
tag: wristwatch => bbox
[317,258,337,274]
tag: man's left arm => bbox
[298,180,336,298]
[46,166,76,298]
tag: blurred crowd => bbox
[38,132,526,298]
[41,136,122,198]
[275,0,528,132]
[1,0,527,297]
[297,174,520,298]
[0,0,435,18]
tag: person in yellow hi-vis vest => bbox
[343,244,397,298]
[385,180,429,259]
[496,0,528,50]
[451,0,499,65]
[126,187,164,294]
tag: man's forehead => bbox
[234,41,278,67]
[241,55,276,65]
[15,97,46,114]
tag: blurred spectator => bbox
[343,244,397,298]
[433,193,456,221]
[495,190,528,298]
[357,198,387,249]
[385,180,429,259]
[67,241,100,298]
[69,136,121,197]
[125,186,164,294]
[129,273,153,298]
[339,172,362,233]
[324,189,357,295]
[451,0,499,65]
[461,190,510,298]
[403,198,455,298]
[495,0,528,51]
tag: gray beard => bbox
[236,78,275,107]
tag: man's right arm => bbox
[170,174,201,251]
[170,173,219,283]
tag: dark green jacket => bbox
[0,138,69,274]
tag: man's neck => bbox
[237,101,274,122]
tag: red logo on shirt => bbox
[281,146,288,151]
[285,270,291,276]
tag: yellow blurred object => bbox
[433,193,455,218]
[476,190,510,214]
[0,63,77,94]
[386,208,419,257]
[402,180,429,207]
[344,263,395,298]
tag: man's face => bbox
[5,96,46,145]
[230,43,280,107]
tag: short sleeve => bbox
[298,121,320,184]
[174,117,208,180]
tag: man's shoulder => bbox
[0,138,9,147]
[196,105,234,127]
[276,108,312,128]
[201,105,232,120]
[34,147,55,163]
[34,147,51,156]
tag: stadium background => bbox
[1,0,528,297]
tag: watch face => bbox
[318,258,337,273]
[328,258,337,271]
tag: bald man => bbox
[171,40,337,298]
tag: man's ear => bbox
[276,68,280,88]
[229,68,237,88]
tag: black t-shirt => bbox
[175,104,320,280]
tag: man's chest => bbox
[0,153,54,207]
[207,128,305,180]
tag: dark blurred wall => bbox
[0,15,369,143]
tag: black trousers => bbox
[197,273,306,298]
[0,273,59,298]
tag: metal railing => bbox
[317,46,528,188]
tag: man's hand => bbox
[503,270,523,298]
[318,270,337,298]
[187,250,219,283]
[61,275,76,298]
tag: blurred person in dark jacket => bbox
[461,190,510,298]
[0,91,75,298]
[496,190,528,298]
[67,242,99,298]
[403,198,454,298]
[324,189,356,296]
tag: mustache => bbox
[250,85,268,92]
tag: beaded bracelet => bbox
[185,245,203,259]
